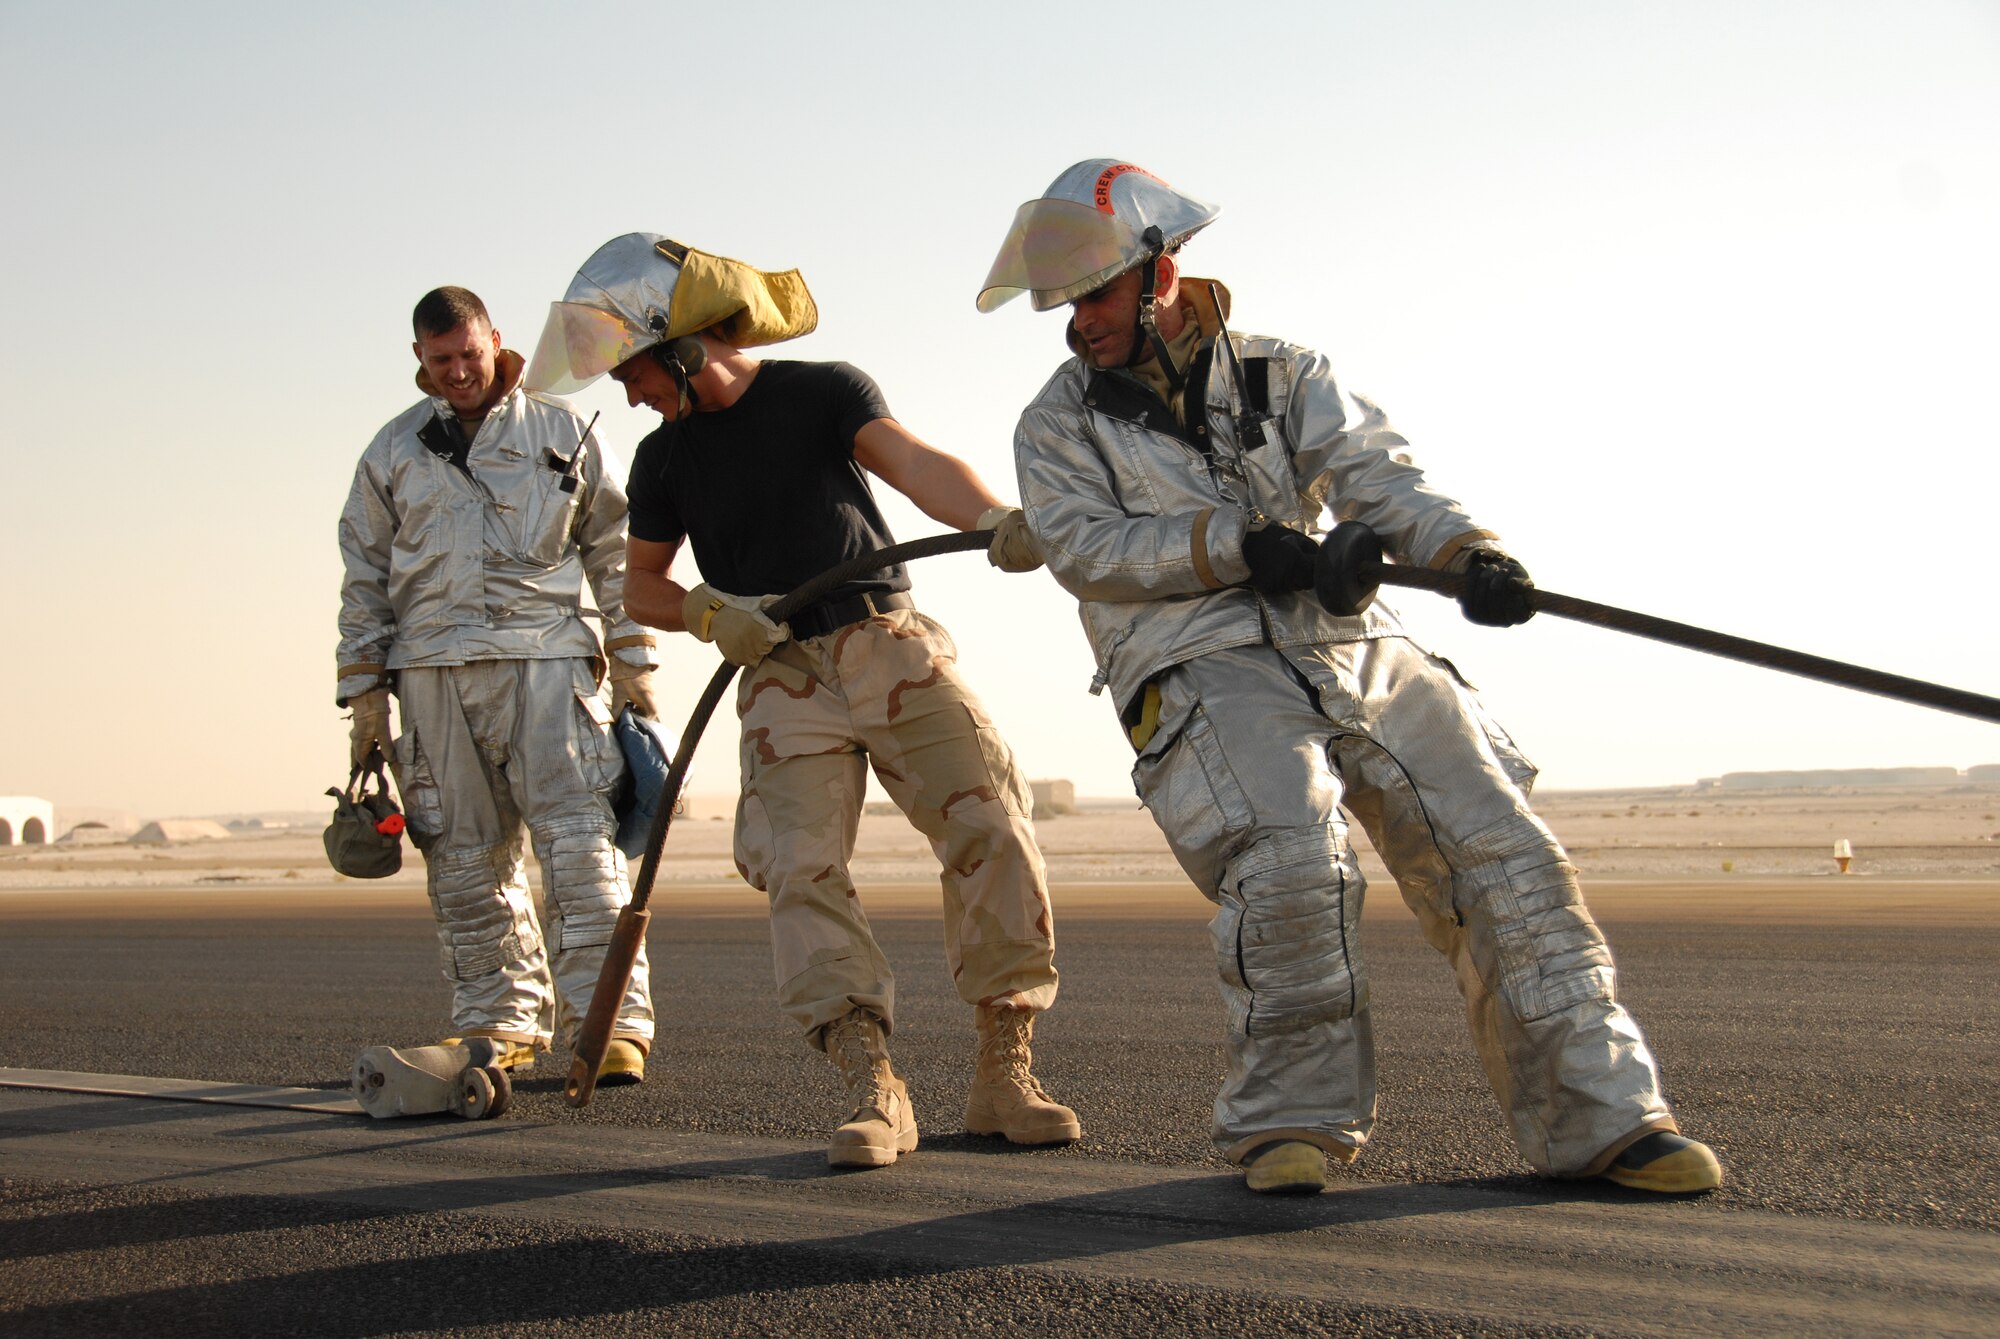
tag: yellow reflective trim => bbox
[1127,681,1164,752]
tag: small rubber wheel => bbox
[477,1065,512,1119]
[455,1065,506,1120]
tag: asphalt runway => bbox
[2,878,1997,1335]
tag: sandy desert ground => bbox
[7,781,1998,894]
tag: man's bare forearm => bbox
[626,567,692,631]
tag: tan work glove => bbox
[978,505,1043,574]
[682,583,789,668]
[607,658,661,719]
[347,687,393,767]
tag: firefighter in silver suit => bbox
[978,160,1722,1195]
[337,286,657,1083]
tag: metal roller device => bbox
[351,1039,514,1121]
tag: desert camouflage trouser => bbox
[732,608,1058,1049]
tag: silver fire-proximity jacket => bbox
[1014,305,1498,715]
[337,353,652,703]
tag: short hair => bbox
[412,286,490,339]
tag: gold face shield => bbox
[976,199,1147,314]
[525,301,650,396]
[978,161,1220,315]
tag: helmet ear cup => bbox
[648,334,709,413]
[651,335,707,377]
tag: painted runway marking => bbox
[0,1066,361,1115]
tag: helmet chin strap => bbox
[1131,225,1185,395]
[648,317,705,417]
[670,359,700,417]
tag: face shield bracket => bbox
[1133,226,1186,395]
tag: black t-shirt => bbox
[626,360,909,600]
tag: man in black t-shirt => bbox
[527,234,1072,1169]
[624,359,914,607]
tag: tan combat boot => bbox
[964,1005,1082,1145]
[824,1009,919,1168]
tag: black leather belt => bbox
[788,590,914,640]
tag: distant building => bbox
[1705,767,1967,790]
[1968,765,2000,784]
[130,819,232,844]
[1030,779,1075,819]
[57,822,121,846]
[0,796,55,846]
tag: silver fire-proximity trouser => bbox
[1132,638,1676,1176]
[391,659,654,1051]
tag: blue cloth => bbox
[612,707,677,860]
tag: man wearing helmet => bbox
[528,236,1078,1169]
[338,285,659,1085]
[979,161,1721,1196]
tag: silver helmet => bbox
[525,234,817,395]
[977,159,1219,313]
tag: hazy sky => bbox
[3,1,1997,818]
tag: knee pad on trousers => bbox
[1214,826,1365,1037]
[532,816,626,953]
[431,842,540,982]
[1453,811,1615,1022]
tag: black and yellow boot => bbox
[1243,1141,1329,1195]
[1601,1132,1723,1193]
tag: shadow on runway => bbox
[4,1147,1613,1335]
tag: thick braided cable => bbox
[625,530,994,918]
[1373,563,2000,725]
[567,531,995,1105]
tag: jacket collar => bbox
[1177,277,1230,339]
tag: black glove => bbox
[1458,552,1536,627]
[1240,525,1319,594]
